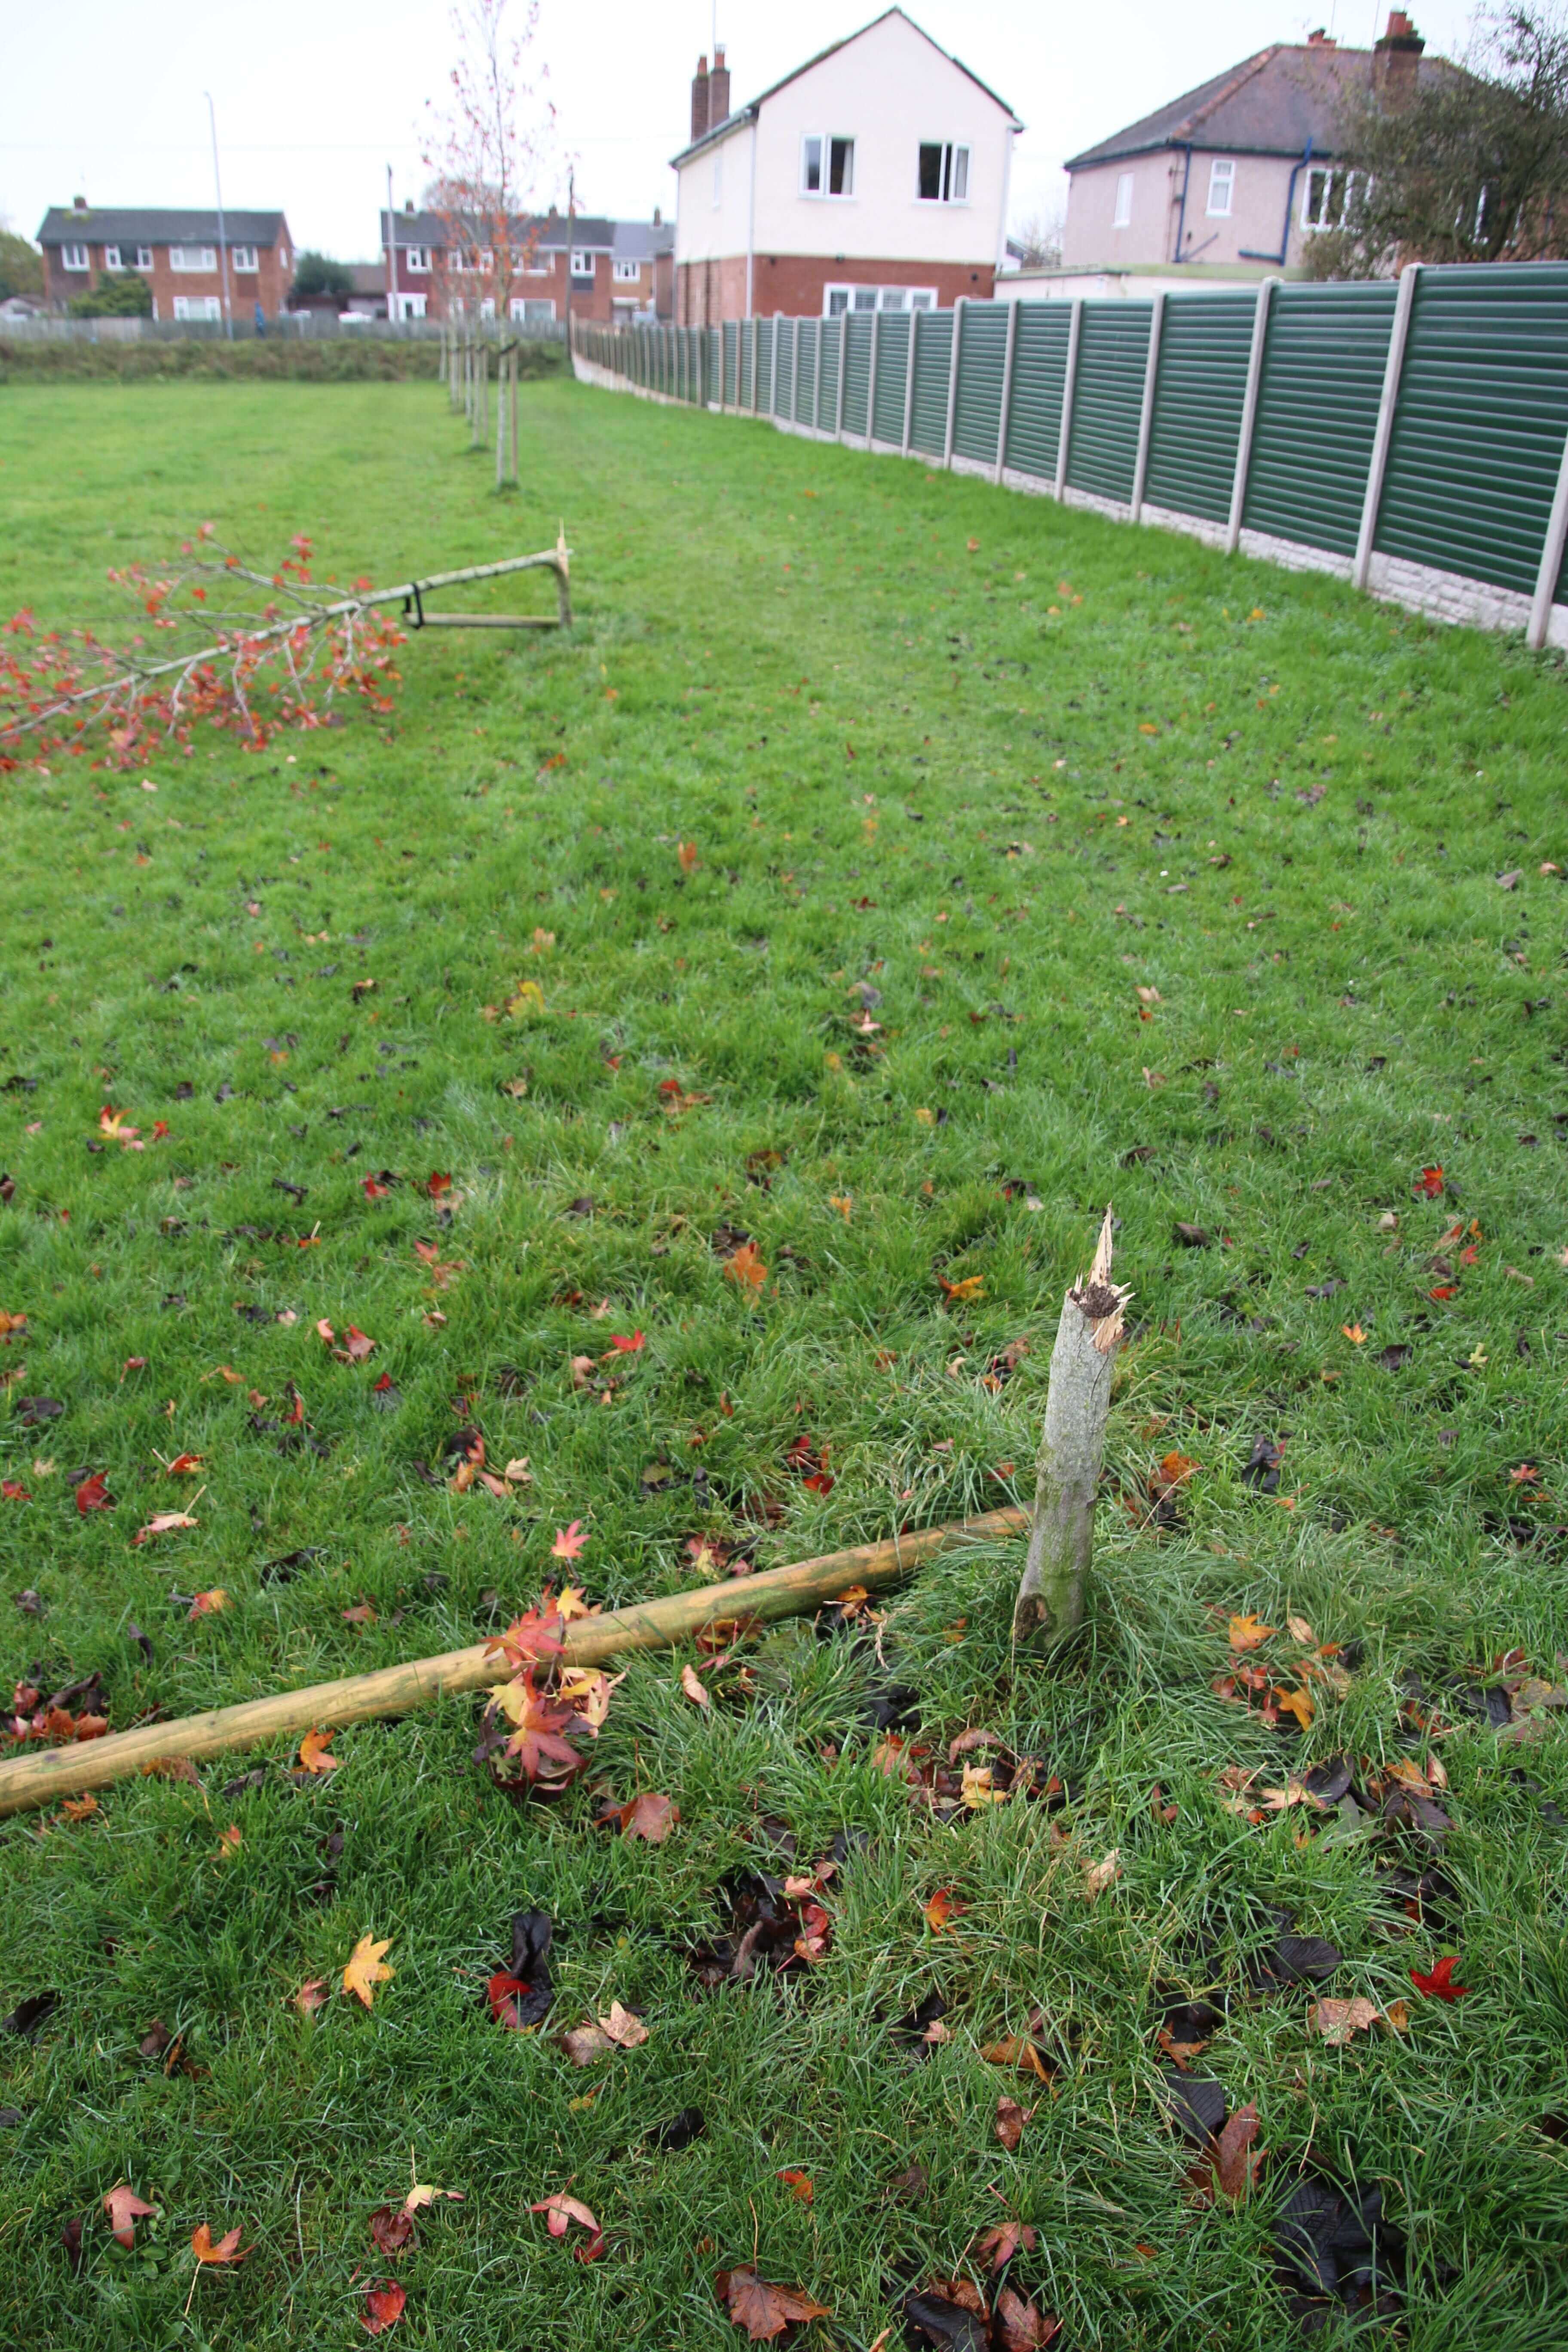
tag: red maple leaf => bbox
[487,1971,532,2027]
[1416,1166,1445,1197]
[75,1471,113,1515]
[1411,1955,1471,2001]
[606,1331,645,1353]
[426,1171,453,1196]
[361,2279,406,2334]
[551,1520,588,1560]
[499,1668,589,1783]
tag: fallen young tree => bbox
[0,1507,1026,1819]
[0,529,571,769]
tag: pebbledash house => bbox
[670,7,1020,325]
[36,201,294,320]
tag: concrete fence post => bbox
[867,306,882,446]
[1129,289,1166,525]
[943,297,965,470]
[773,312,785,421]
[1226,276,1277,555]
[901,306,919,456]
[1354,261,1420,592]
[1054,300,1082,500]
[1527,419,1568,652]
[994,296,1020,486]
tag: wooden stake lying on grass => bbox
[1013,1205,1129,1648]
[0,1508,1026,1820]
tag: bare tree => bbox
[1010,204,1066,271]
[422,0,555,324]
[1308,4,1568,277]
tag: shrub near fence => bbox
[574,262,1568,652]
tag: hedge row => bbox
[0,337,564,385]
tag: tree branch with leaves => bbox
[422,0,555,325]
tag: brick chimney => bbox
[1305,26,1336,45]
[691,54,710,144]
[73,194,87,211]
[1374,10,1425,98]
[709,44,730,129]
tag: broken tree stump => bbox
[1013,1205,1129,1648]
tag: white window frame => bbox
[230,244,259,272]
[135,245,153,270]
[170,245,217,273]
[521,249,551,275]
[479,297,496,320]
[103,244,121,270]
[905,287,936,309]
[570,249,596,277]
[172,294,222,322]
[404,245,430,273]
[398,292,427,320]
[1300,166,1358,232]
[801,133,855,199]
[612,257,641,283]
[916,141,970,204]
[510,296,556,322]
[1206,158,1235,218]
[61,242,89,271]
[1113,172,1133,229]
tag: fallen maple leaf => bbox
[560,2021,614,2064]
[1310,1996,1380,2045]
[1341,1323,1367,1345]
[1411,1955,1471,2001]
[297,1727,339,1774]
[777,2168,814,2203]
[995,2288,1062,2350]
[551,1519,588,1560]
[623,1790,678,1842]
[977,2220,1038,2271]
[103,2184,157,2248]
[368,2205,416,2256]
[133,1510,198,1546]
[938,1273,986,1303]
[294,1978,331,2016]
[187,1587,228,1618]
[724,1241,767,1291]
[715,2267,831,2341]
[75,1470,113,1515]
[923,1887,965,1935]
[190,2221,248,2264]
[164,1452,204,1476]
[341,1325,375,1361]
[995,2095,1034,2150]
[1228,1614,1276,1651]
[343,1932,395,2008]
[599,2000,649,2047]
[531,2191,599,2239]
[1194,2104,1264,2204]
[606,1330,645,1353]
[361,2279,406,2334]
[677,840,699,873]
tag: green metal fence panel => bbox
[952,302,1008,465]
[909,309,952,456]
[796,320,819,427]
[772,319,793,416]
[1242,282,1393,554]
[1065,303,1151,502]
[753,320,771,412]
[1143,291,1255,521]
[709,328,722,401]
[736,321,751,408]
[873,312,911,444]
[842,314,873,438]
[1002,303,1070,480]
[723,322,738,404]
[1376,262,1568,596]
[818,318,841,430]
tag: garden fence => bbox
[572,263,1568,652]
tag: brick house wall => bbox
[385,215,664,324]
[677,253,991,323]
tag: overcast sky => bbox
[4,0,1481,256]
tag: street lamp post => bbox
[204,92,235,340]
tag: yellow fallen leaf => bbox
[1341,1323,1366,1345]
[342,1932,395,2009]
[1082,1848,1121,1900]
[1228,1614,1277,1652]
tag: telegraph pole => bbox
[386,163,397,324]
[204,92,234,339]
[563,165,576,346]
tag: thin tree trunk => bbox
[1013,1206,1128,1647]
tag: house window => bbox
[230,245,259,271]
[521,249,551,274]
[852,285,879,309]
[917,143,969,202]
[571,250,595,278]
[404,245,430,272]
[906,288,935,309]
[480,297,496,320]
[398,293,427,320]
[613,258,641,282]
[172,294,222,321]
[170,245,217,272]
[104,244,121,269]
[61,242,89,270]
[802,135,854,196]
[1301,167,1357,230]
[1113,172,1133,229]
[1206,158,1234,217]
[136,246,153,269]
[511,296,556,322]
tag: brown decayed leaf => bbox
[294,1977,330,2016]
[680,1661,711,1709]
[560,2021,613,2065]
[1081,1847,1121,1900]
[623,1790,678,1842]
[190,2221,248,2264]
[342,1932,394,2009]
[132,1510,199,1547]
[995,2287,1062,2349]
[1310,1997,1380,2045]
[369,2205,416,2257]
[715,2266,832,2341]
[1192,2103,1265,2205]
[981,2035,1053,2082]
[995,2095,1034,2150]
[977,2219,1037,2270]
[598,2000,648,2048]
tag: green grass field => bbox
[1,374,1566,2349]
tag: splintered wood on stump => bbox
[1013,1205,1129,1647]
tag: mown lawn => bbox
[1,372,1566,2350]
